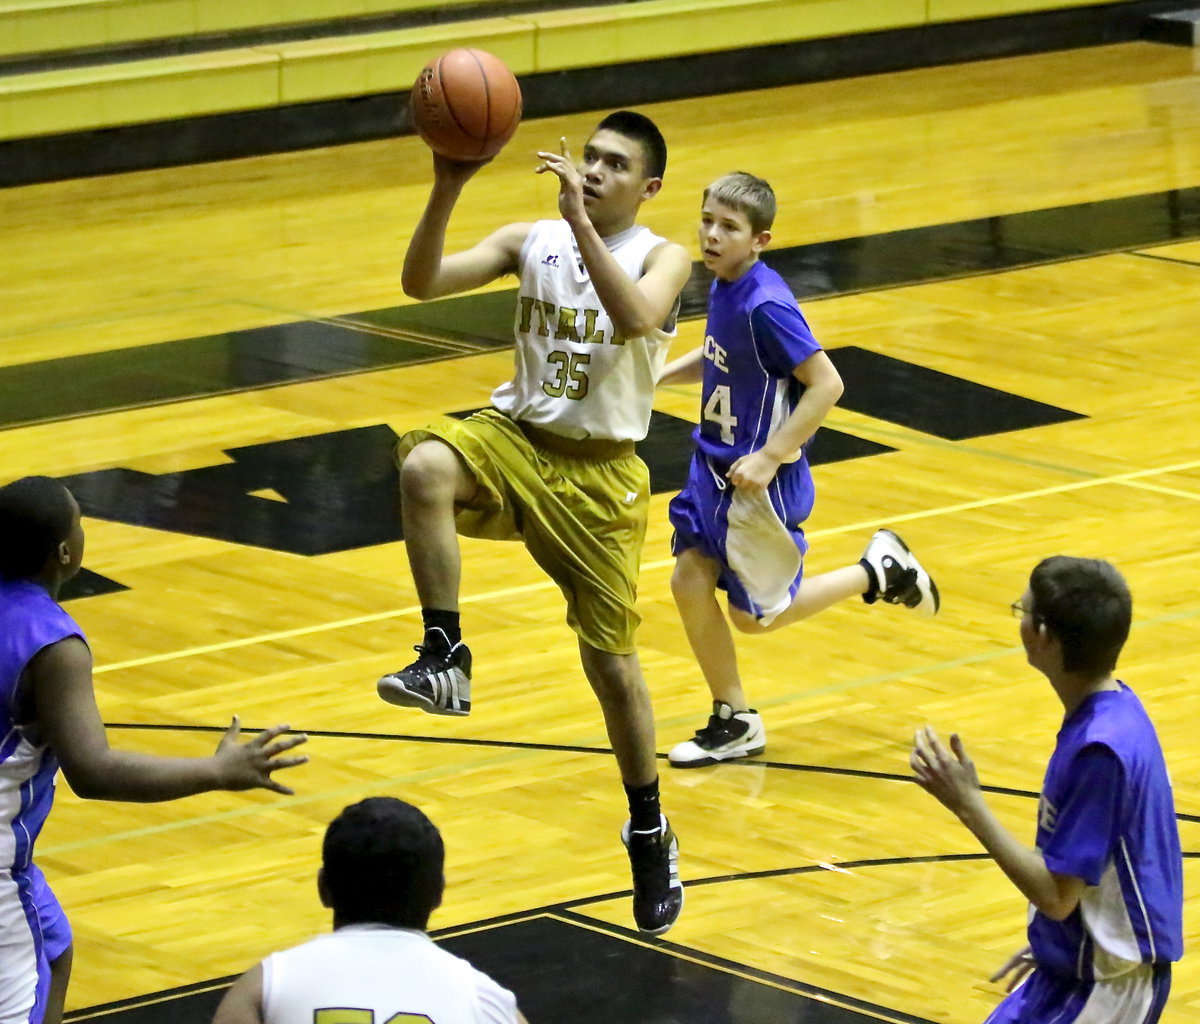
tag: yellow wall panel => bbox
[104,0,195,45]
[0,0,500,57]
[927,0,1126,20]
[271,20,536,105]
[0,48,279,138]
[0,0,1127,61]
[0,1,108,56]
[194,0,362,34]
[194,0,502,34]
[528,0,926,70]
[1,75,105,138]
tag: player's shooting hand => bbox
[727,450,781,492]
[910,725,981,816]
[536,137,586,223]
[431,151,492,186]
[214,716,308,795]
[989,945,1035,992]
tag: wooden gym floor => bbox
[1,39,1198,1024]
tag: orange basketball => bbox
[409,49,523,162]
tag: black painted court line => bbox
[101,722,1200,827]
[1130,249,1200,268]
[65,854,999,1024]
[3,186,1197,432]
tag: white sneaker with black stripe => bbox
[668,701,766,768]
[860,529,940,618]
[377,628,472,716]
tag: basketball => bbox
[409,49,523,162]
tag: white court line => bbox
[94,455,1200,676]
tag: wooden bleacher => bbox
[0,0,1168,176]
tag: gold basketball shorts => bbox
[396,408,650,655]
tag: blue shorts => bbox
[985,963,1171,1024]
[0,864,72,1024]
[668,452,813,624]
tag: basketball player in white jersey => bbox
[213,798,527,1024]
[377,111,692,934]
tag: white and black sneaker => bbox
[377,628,472,716]
[668,701,766,768]
[860,529,939,618]
[621,815,683,935]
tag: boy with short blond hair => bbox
[660,172,939,767]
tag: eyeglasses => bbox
[1011,599,1045,627]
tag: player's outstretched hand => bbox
[214,716,309,795]
[989,945,1035,992]
[536,137,586,223]
[910,725,980,816]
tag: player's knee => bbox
[729,607,765,634]
[581,648,642,703]
[671,550,713,602]
[669,563,694,601]
[399,441,459,503]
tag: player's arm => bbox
[728,349,843,492]
[765,349,843,461]
[31,637,307,802]
[579,231,692,340]
[401,155,531,300]
[658,346,704,386]
[911,726,1087,921]
[211,964,264,1024]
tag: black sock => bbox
[625,778,662,832]
[859,557,879,603]
[422,608,461,647]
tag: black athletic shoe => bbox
[621,815,683,935]
[377,628,472,716]
[860,529,940,617]
[668,701,766,768]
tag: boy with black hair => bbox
[214,798,527,1024]
[0,476,307,1024]
[378,110,693,934]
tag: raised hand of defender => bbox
[214,716,308,795]
[910,725,980,816]
[536,137,586,223]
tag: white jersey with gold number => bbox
[490,219,678,441]
[262,924,520,1024]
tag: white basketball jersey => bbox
[490,219,677,441]
[262,925,519,1024]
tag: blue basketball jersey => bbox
[1029,683,1183,977]
[0,579,82,876]
[694,259,823,468]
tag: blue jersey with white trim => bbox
[1029,683,1183,977]
[0,580,82,876]
[695,259,822,469]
